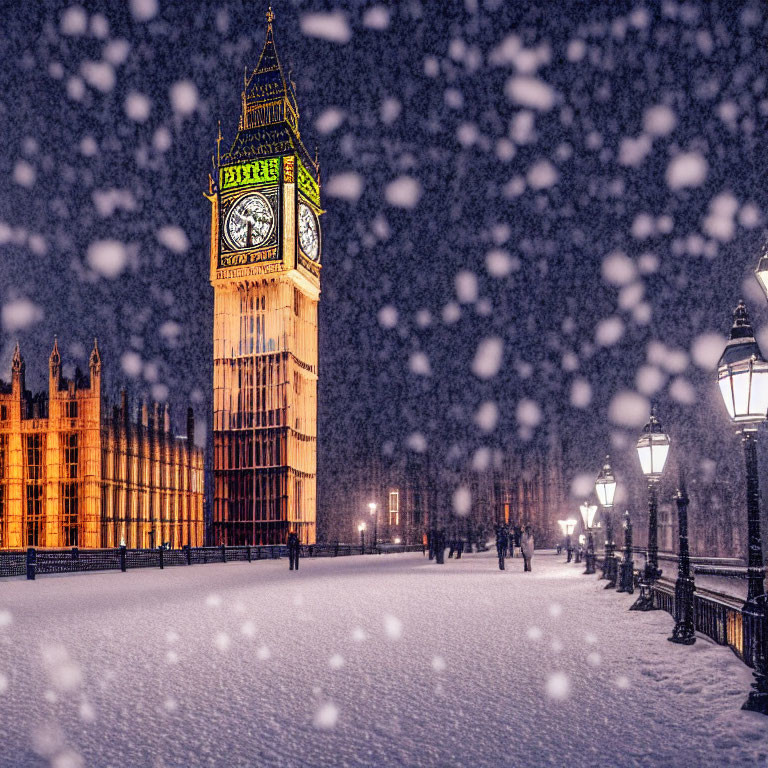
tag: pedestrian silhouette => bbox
[495,524,507,570]
[521,524,534,572]
[287,531,300,571]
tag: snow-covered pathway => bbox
[0,550,766,768]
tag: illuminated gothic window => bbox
[25,434,44,547]
[61,433,78,546]
[0,435,6,547]
[389,490,399,527]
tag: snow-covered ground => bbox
[1,550,766,768]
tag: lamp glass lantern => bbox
[717,302,768,426]
[636,413,671,479]
[756,247,768,303]
[578,534,586,546]
[595,457,617,508]
[580,502,598,530]
[564,518,576,535]
[358,522,366,533]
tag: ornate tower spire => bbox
[12,342,25,395]
[12,342,22,372]
[222,6,318,171]
[49,336,61,389]
[89,337,102,390]
[49,336,61,366]
[89,337,101,371]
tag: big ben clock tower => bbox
[208,9,321,545]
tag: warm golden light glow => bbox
[0,343,203,549]
[210,15,321,547]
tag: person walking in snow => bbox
[508,527,515,558]
[435,528,447,564]
[521,524,534,572]
[287,531,300,571]
[495,524,506,570]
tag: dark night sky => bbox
[1,0,768,517]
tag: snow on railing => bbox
[0,542,427,580]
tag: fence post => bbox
[26,547,36,580]
[72,547,79,563]
[184,544,192,565]
[221,544,226,563]
[158,546,164,570]
[334,542,339,557]
[119,545,126,572]
[247,544,252,562]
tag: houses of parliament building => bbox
[1,10,319,552]
[0,341,204,550]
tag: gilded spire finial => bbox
[266,6,274,25]
[90,337,101,369]
[50,335,60,363]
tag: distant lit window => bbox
[389,490,399,527]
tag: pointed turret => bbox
[221,7,318,178]
[49,336,61,366]
[89,338,101,391]
[241,7,299,133]
[11,342,25,396]
[49,336,61,388]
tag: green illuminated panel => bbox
[297,159,320,207]
[220,158,281,191]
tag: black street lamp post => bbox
[717,300,768,714]
[580,502,597,575]
[668,477,695,645]
[558,519,576,562]
[617,511,634,594]
[595,456,618,587]
[575,535,583,564]
[369,502,378,549]
[630,409,670,611]
[358,522,366,553]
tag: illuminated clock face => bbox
[298,202,320,261]
[225,193,274,250]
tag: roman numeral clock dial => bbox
[298,201,320,262]
[225,192,275,250]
